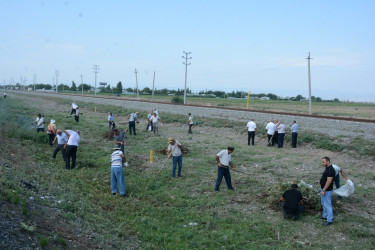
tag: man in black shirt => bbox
[280,184,304,220]
[320,156,335,226]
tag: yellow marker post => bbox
[150,149,154,163]
[95,106,96,112]
[246,91,251,109]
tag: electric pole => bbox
[81,74,84,95]
[307,52,313,115]
[134,68,139,98]
[152,71,155,100]
[33,74,37,91]
[55,70,59,93]
[93,65,100,95]
[182,51,192,104]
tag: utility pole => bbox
[134,68,139,98]
[33,74,37,91]
[307,52,313,115]
[152,71,155,100]
[55,70,59,93]
[81,74,84,95]
[93,65,100,96]
[182,51,192,104]
[53,77,55,91]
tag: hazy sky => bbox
[1,0,374,101]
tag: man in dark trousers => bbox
[320,156,336,226]
[280,184,304,220]
[291,120,298,148]
[64,130,80,170]
[215,147,237,191]
[128,112,138,135]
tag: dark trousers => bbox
[188,124,193,134]
[281,202,304,219]
[109,121,116,130]
[215,166,233,190]
[53,144,66,161]
[70,108,76,115]
[48,134,55,147]
[278,133,285,148]
[74,115,79,123]
[273,132,278,145]
[292,133,298,148]
[172,155,182,177]
[267,134,274,146]
[248,131,255,145]
[146,121,153,131]
[65,145,78,170]
[129,121,136,135]
[37,128,44,133]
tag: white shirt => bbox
[188,116,193,125]
[147,113,152,120]
[332,164,341,176]
[277,123,286,134]
[151,115,160,123]
[153,109,158,115]
[129,113,138,122]
[66,130,80,146]
[56,132,68,145]
[246,121,257,132]
[291,123,298,133]
[108,115,114,122]
[72,102,78,109]
[168,140,182,157]
[111,150,124,168]
[266,122,276,135]
[35,117,44,128]
[217,150,232,166]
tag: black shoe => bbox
[121,194,128,198]
[293,216,299,221]
[112,193,116,195]
[228,188,236,191]
[178,175,182,177]
[215,189,220,192]
[322,221,333,226]
[320,216,327,220]
[284,215,288,219]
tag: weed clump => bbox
[171,96,183,104]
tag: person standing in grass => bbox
[108,112,116,130]
[33,114,45,132]
[64,130,80,170]
[273,119,279,146]
[266,119,276,146]
[215,147,236,191]
[320,156,335,226]
[74,107,80,123]
[146,110,153,131]
[47,119,57,147]
[128,112,138,135]
[280,184,304,220]
[151,112,161,134]
[291,120,298,148]
[70,101,77,115]
[188,113,194,134]
[3,92,6,99]
[167,137,183,177]
[246,118,257,146]
[114,128,126,154]
[111,147,128,198]
[277,120,286,148]
[52,129,68,161]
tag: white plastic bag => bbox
[334,179,355,197]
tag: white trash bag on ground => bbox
[334,179,355,197]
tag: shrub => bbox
[171,96,183,104]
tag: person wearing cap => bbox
[151,112,161,134]
[277,120,286,148]
[291,120,298,148]
[110,147,128,197]
[320,156,335,226]
[108,112,116,130]
[71,101,78,115]
[280,184,304,220]
[52,129,68,161]
[74,107,80,123]
[64,130,80,170]
[246,118,257,146]
[188,113,194,134]
[167,137,183,177]
[33,114,45,132]
[114,128,127,154]
[128,112,138,135]
[215,147,236,191]
[47,119,57,147]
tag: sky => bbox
[0,0,374,102]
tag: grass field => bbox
[0,94,374,249]
[54,90,375,119]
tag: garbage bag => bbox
[334,179,355,197]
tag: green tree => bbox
[116,81,123,93]
[77,84,91,91]
[71,81,77,91]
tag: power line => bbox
[307,52,313,115]
[93,65,100,96]
[182,51,192,105]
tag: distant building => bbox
[260,96,270,100]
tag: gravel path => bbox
[11,91,375,140]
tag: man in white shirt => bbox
[108,112,115,130]
[71,102,78,115]
[277,121,286,148]
[246,119,257,146]
[33,114,45,132]
[111,147,128,197]
[188,113,194,134]
[151,113,161,134]
[266,120,276,146]
[167,137,183,177]
[64,130,80,170]
[128,112,138,135]
[52,129,68,161]
[215,147,237,191]
[291,120,298,148]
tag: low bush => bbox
[171,96,183,104]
